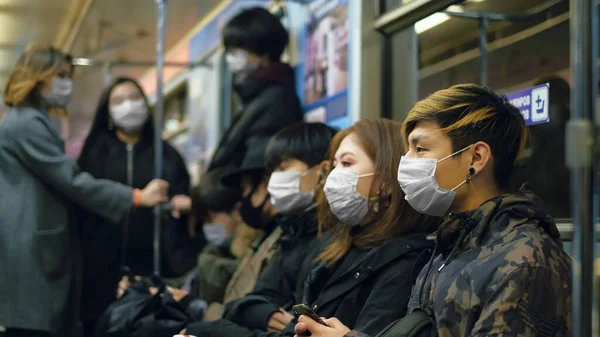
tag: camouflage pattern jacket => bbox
[346,186,572,337]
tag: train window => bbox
[510,77,571,219]
[411,0,573,220]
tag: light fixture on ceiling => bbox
[72,57,92,66]
[415,5,464,34]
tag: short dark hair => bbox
[402,84,528,189]
[265,123,338,173]
[222,7,289,62]
[191,167,242,221]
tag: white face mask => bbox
[203,222,231,246]
[397,145,472,217]
[225,49,259,74]
[109,99,148,133]
[267,168,317,214]
[42,78,73,107]
[323,168,375,226]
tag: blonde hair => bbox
[402,83,528,189]
[3,43,68,107]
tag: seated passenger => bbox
[181,122,337,325]
[298,84,572,337]
[182,167,245,304]
[185,118,440,337]
[218,123,337,329]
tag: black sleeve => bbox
[224,251,292,330]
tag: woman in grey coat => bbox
[0,44,170,337]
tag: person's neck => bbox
[115,129,141,145]
[211,213,231,225]
[454,186,504,214]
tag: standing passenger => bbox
[76,77,197,336]
[0,44,168,337]
[208,7,303,172]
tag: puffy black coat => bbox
[208,63,303,171]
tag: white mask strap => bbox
[450,179,468,192]
[437,145,473,163]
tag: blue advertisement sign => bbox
[298,0,350,124]
[506,83,550,126]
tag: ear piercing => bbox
[466,167,476,184]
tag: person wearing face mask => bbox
[76,77,198,336]
[186,167,244,304]
[300,85,572,337]
[0,45,168,337]
[229,118,438,337]
[207,7,303,173]
[47,53,75,139]
[179,123,337,337]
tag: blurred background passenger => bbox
[0,44,167,337]
[47,53,75,139]
[76,77,198,336]
[187,167,245,304]
[208,7,303,172]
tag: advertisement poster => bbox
[302,0,349,122]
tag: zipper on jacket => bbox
[126,144,134,186]
[122,143,134,270]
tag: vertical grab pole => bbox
[568,0,597,335]
[153,0,166,279]
[478,15,488,86]
[103,62,112,87]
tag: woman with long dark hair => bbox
[76,77,201,336]
[0,45,167,337]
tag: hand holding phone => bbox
[292,304,328,326]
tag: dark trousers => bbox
[0,328,53,337]
[82,320,97,337]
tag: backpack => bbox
[375,309,436,337]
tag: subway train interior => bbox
[0,0,599,336]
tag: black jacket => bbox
[222,208,320,329]
[208,63,303,171]
[186,231,434,337]
[77,134,204,322]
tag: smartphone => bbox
[292,304,328,326]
